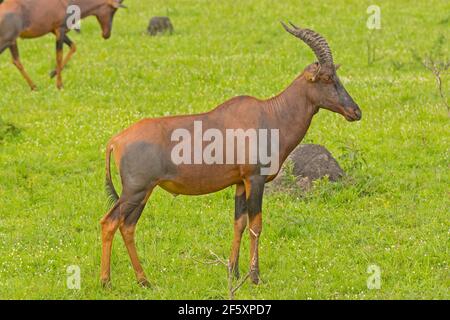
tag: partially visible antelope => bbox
[0,0,126,90]
[100,22,362,288]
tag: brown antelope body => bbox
[0,0,126,90]
[100,23,362,287]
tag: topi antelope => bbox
[100,22,362,288]
[0,0,126,90]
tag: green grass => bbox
[0,0,449,299]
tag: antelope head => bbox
[95,0,127,39]
[282,22,362,122]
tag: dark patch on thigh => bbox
[120,141,176,193]
[0,13,22,50]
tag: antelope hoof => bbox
[100,278,112,289]
[250,269,260,285]
[137,278,151,288]
[57,83,63,90]
[30,85,37,91]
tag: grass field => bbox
[0,0,449,299]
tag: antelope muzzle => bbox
[336,80,362,122]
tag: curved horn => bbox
[281,21,334,66]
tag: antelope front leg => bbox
[248,212,262,284]
[244,176,265,284]
[228,183,248,279]
[9,42,37,90]
[50,35,76,78]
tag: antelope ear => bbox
[304,71,318,82]
[110,0,127,8]
[305,62,320,82]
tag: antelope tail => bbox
[105,144,119,207]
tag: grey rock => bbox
[147,16,174,36]
[268,144,344,192]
